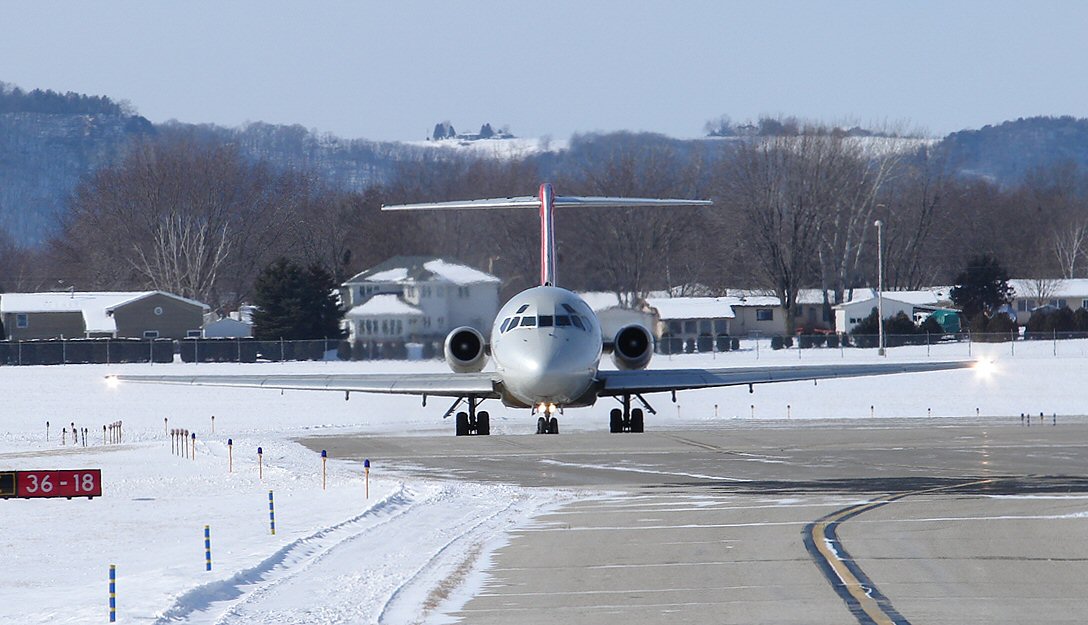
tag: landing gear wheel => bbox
[477,411,491,436]
[609,408,623,433]
[455,411,470,436]
[536,416,548,434]
[548,417,559,434]
[630,408,645,433]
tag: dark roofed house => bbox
[0,291,209,340]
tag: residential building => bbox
[643,297,735,352]
[833,288,951,333]
[577,292,656,340]
[1009,279,1088,325]
[340,256,501,345]
[0,291,208,340]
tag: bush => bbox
[826,334,840,349]
[771,336,785,350]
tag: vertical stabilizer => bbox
[538,183,557,286]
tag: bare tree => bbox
[1053,220,1088,278]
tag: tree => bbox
[251,258,345,340]
[950,255,1013,320]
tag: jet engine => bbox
[444,326,488,373]
[610,324,653,370]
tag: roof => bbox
[835,288,948,308]
[344,294,424,318]
[1010,278,1088,299]
[344,256,500,286]
[1,291,208,334]
[644,297,736,320]
[577,291,623,312]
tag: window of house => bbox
[756,309,774,321]
[16,313,28,328]
[1059,299,1068,308]
[187,330,202,338]
[683,320,697,334]
[668,320,682,334]
[437,317,444,326]
[437,287,445,297]
[1017,300,1027,312]
[1082,299,1088,310]
[145,330,161,339]
[713,319,728,334]
[459,287,470,297]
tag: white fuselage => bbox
[490,286,603,408]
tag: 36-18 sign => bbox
[9,469,102,499]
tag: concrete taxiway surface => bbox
[302,418,1088,624]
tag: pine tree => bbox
[252,258,345,340]
[950,255,1014,320]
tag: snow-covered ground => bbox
[0,338,1083,623]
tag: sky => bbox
[2,1,1088,142]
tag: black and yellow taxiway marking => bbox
[803,478,994,625]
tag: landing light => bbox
[105,375,121,390]
[973,358,999,380]
[547,403,557,414]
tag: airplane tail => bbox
[382,184,712,287]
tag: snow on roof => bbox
[835,288,948,308]
[1,291,208,334]
[345,256,499,286]
[644,297,736,320]
[576,291,622,312]
[422,259,500,285]
[1010,279,1088,299]
[345,294,423,318]
[365,268,409,282]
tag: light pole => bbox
[874,219,885,356]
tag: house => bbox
[833,288,950,333]
[0,291,208,340]
[340,256,501,345]
[577,292,656,340]
[202,317,253,338]
[1009,279,1088,325]
[643,297,735,352]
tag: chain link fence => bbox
[0,338,445,365]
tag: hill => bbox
[937,116,1088,185]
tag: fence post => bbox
[280,337,285,361]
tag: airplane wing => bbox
[596,360,974,396]
[110,372,501,398]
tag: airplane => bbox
[110,183,974,436]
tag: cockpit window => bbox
[571,315,585,330]
[520,316,537,327]
[555,315,571,327]
[516,304,529,314]
[538,315,554,327]
[562,303,578,314]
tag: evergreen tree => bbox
[950,255,1013,320]
[251,258,345,340]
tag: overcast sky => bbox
[2,1,1087,142]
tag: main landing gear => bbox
[609,394,655,433]
[445,395,490,436]
[536,415,559,435]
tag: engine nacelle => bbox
[444,326,488,373]
[610,324,654,370]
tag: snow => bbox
[422,259,500,285]
[363,268,409,283]
[2,338,1087,622]
[644,296,737,320]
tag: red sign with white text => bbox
[14,469,102,499]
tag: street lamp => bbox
[874,219,885,356]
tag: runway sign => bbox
[0,469,103,499]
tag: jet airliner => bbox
[112,184,973,435]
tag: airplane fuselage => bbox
[490,286,603,409]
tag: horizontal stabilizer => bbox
[382,196,712,211]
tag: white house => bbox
[341,256,501,345]
[833,288,949,333]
